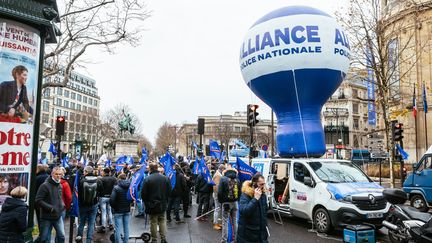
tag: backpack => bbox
[82,177,97,205]
[226,178,239,202]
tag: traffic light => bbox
[247,104,259,127]
[393,122,404,142]
[55,116,65,136]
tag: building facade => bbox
[40,69,101,160]
[381,0,432,162]
[322,70,372,159]
[177,112,276,157]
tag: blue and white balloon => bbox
[240,6,350,157]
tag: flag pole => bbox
[425,110,429,148]
[415,84,418,162]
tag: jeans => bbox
[114,212,131,243]
[39,215,65,243]
[99,197,113,227]
[213,192,221,224]
[166,197,181,220]
[150,213,167,243]
[77,205,98,243]
[222,202,238,242]
[197,192,210,217]
[137,199,145,214]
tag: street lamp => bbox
[324,107,349,159]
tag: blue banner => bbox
[236,157,257,182]
[127,166,146,202]
[71,173,80,217]
[366,46,376,126]
[49,141,58,157]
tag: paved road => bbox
[81,199,390,243]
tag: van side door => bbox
[413,155,432,203]
[290,162,314,219]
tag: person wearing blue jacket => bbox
[238,174,268,243]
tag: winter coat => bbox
[212,170,223,193]
[195,173,213,194]
[238,180,268,243]
[110,179,131,214]
[99,175,117,197]
[0,197,28,243]
[218,168,241,203]
[141,171,170,215]
[60,178,72,211]
[35,177,65,220]
[35,171,49,195]
[170,170,187,198]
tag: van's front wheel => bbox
[314,208,332,233]
[410,195,428,212]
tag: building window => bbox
[43,88,50,98]
[56,109,61,116]
[352,89,358,99]
[56,98,62,106]
[71,92,76,100]
[83,96,87,103]
[83,106,87,112]
[57,87,63,96]
[89,98,93,105]
[353,103,359,114]
[64,90,69,98]
[64,110,69,118]
[42,113,49,123]
[94,100,98,106]
[77,104,81,111]
[64,100,69,108]
[353,118,359,130]
[42,101,50,112]
[71,102,76,110]
[77,94,82,102]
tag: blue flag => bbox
[105,159,111,168]
[127,166,146,202]
[140,148,148,165]
[160,152,176,189]
[209,140,222,159]
[116,155,127,172]
[236,157,257,182]
[200,156,215,185]
[192,157,202,175]
[423,82,428,113]
[49,142,57,157]
[71,173,80,217]
[62,156,69,168]
[192,141,199,150]
[396,144,409,160]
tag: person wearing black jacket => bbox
[181,165,193,218]
[35,166,66,243]
[0,186,28,243]
[195,163,213,222]
[110,173,131,243]
[166,165,187,222]
[98,167,116,231]
[141,163,170,243]
[76,166,103,243]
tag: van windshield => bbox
[308,161,371,183]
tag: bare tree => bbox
[215,121,234,153]
[103,103,142,137]
[43,0,151,88]
[336,0,429,185]
[155,122,176,156]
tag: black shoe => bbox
[184,214,191,218]
[175,218,181,223]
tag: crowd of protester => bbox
[0,154,269,243]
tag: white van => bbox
[230,157,390,233]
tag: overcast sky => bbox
[85,0,348,144]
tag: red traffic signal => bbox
[247,104,259,127]
[55,116,65,136]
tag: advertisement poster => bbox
[0,18,41,206]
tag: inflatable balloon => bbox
[240,6,350,157]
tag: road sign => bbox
[262,144,268,151]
